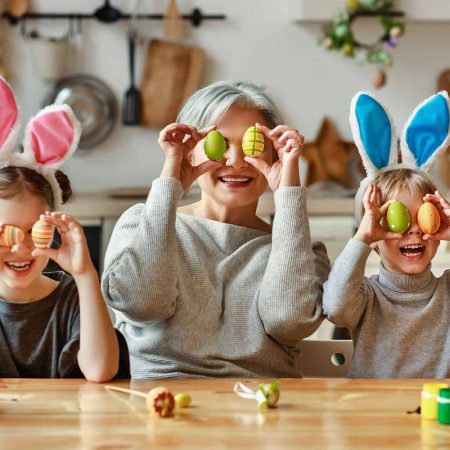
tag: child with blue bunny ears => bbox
[323,91,450,378]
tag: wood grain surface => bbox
[1,378,449,449]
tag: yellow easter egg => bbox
[0,225,25,247]
[174,392,192,408]
[31,220,54,248]
[242,126,265,157]
[418,202,440,235]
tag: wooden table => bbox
[1,378,449,449]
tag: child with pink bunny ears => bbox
[0,77,127,380]
[323,91,450,378]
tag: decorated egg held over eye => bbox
[242,126,265,157]
[0,225,25,247]
[387,200,410,233]
[32,220,54,248]
[418,202,441,235]
[204,130,226,161]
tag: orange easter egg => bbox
[31,220,54,248]
[0,225,25,247]
[146,387,175,418]
[418,202,441,235]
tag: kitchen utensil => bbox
[6,0,28,18]
[123,33,142,125]
[42,75,118,149]
[141,39,205,129]
[163,0,184,39]
[28,36,70,81]
[123,0,143,125]
[93,0,122,23]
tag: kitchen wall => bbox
[2,0,450,192]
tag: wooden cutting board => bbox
[141,39,205,129]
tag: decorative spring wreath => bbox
[320,0,405,68]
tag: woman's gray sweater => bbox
[101,177,330,379]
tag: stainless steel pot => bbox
[42,74,118,149]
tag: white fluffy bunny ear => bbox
[22,104,81,171]
[400,91,450,172]
[350,92,398,178]
[0,77,21,159]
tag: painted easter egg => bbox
[418,202,441,235]
[174,393,192,408]
[242,126,265,157]
[204,130,226,161]
[387,200,410,233]
[31,220,54,248]
[0,225,25,247]
[146,387,175,418]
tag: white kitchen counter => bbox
[61,189,355,220]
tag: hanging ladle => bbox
[93,0,122,23]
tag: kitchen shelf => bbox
[289,0,450,22]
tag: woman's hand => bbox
[422,191,450,241]
[244,123,304,191]
[158,123,222,191]
[32,212,95,280]
[354,184,403,245]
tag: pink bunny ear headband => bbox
[0,77,81,209]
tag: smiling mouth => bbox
[399,244,425,258]
[5,261,32,272]
[218,176,252,185]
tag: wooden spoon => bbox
[163,0,184,39]
[7,0,28,18]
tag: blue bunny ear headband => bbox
[350,90,450,214]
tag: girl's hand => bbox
[422,191,450,241]
[244,123,304,192]
[158,123,222,191]
[354,184,403,245]
[32,212,95,279]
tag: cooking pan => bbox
[42,74,118,149]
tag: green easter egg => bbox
[204,130,226,161]
[387,200,410,233]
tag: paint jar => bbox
[421,383,448,420]
[437,388,450,425]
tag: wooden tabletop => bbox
[1,378,449,449]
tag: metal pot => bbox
[42,74,118,149]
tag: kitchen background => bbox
[2,0,450,192]
[2,0,450,339]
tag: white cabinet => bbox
[288,0,450,22]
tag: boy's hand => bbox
[31,212,96,279]
[354,184,404,245]
[422,190,450,241]
[245,123,303,191]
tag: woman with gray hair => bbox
[102,81,330,379]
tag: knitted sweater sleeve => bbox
[101,177,183,322]
[257,186,331,346]
[322,238,372,330]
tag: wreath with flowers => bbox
[320,0,405,67]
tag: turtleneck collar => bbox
[378,263,436,293]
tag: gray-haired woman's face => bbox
[189,105,274,209]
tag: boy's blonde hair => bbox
[355,168,438,225]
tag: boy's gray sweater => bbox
[323,238,450,378]
[101,177,330,379]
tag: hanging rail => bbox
[1,8,226,27]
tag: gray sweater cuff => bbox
[274,186,307,209]
[146,177,184,212]
[346,238,373,263]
